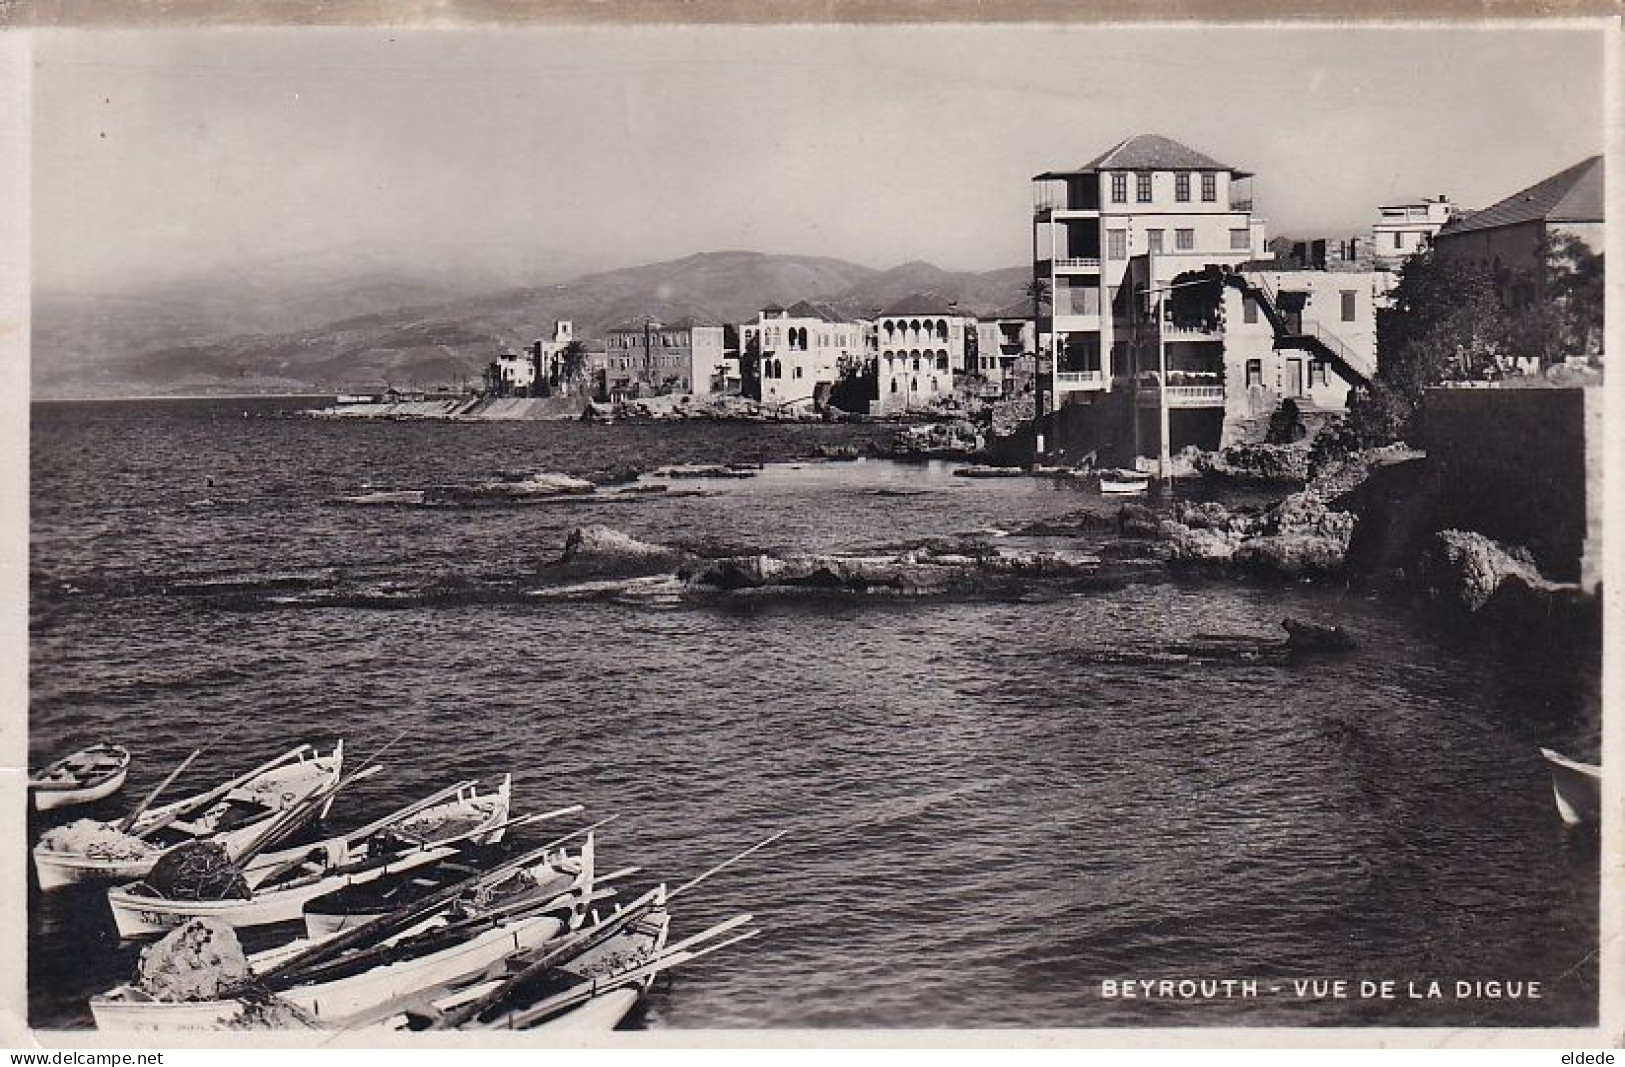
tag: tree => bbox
[1541,232,1605,359]
[556,340,589,392]
[739,335,763,402]
[1345,251,1512,444]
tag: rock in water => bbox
[137,919,252,1002]
[554,525,690,577]
[1282,617,1356,652]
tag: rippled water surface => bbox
[28,397,1601,1030]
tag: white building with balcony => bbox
[1031,134,1269,413]
[1371,195,1458,271]
[741,300,869,411]
[873,293,976,413]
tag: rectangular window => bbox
[1341,290,1357,322]
[1175,228,1194,251]
[1201,173,1217,202]
[1392,231,1403,249]
[1245,359,1263,388]
[1311,361,1329,387]
[1147,229,1164,253]
[1230,229,1250,250]
[1136,173,1152,202]
[1110,173,1127,203]
[1175,173,1191,202]
[1107,229,1127,259]
[1243,296,1258,324]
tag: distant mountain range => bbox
[31,251,1030,398]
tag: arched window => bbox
[937,351,949,371]
[890,379,898,393]
[936,320,948,341]
[911,377,919,394]
[930,377,939,392]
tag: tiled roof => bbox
[1036,134,1248,179]
[1436,156,1603,237]
[783,299,848,322]
[878,292,965,317]
[607,315,722,333]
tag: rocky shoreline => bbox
[1111,446,1599,647]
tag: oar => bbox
[498,915,759,1031]
[232,764,384,870]
[115,726,234,832]
[116,747,204,834]
[131,743,315,842]
[253,822,607,991]
[337,780,479,845]
[670,829,787,900]
[428,883,665,1030]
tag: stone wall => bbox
[1419,386,1603,587]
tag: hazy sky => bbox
[33,24,1608,290]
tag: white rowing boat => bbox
[1539,747,1602,827]
[29,745,131,812]
[34,743,344,892]
[91,837,597,1031]
[1099,468,1152,495]
[105,776,531,939]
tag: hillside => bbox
[32,251,1030,397]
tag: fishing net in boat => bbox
[246,762,329,806]
[224,991,320,1030]
[144,841,251,901]
[393,809,490,843]
[37,819,154,861]
[136,918,252,1002]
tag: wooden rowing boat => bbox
[29,745,131,812]
[1099,468,1152,495]
[33,743,344,892]
[1539,747,1602,827]
[90,839,597,1031]
[105,776,536,939]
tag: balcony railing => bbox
[1136,384,1226,408]
[1230,198,1254,212]
[1054,370,1107,392]
[1054,257,1101,270]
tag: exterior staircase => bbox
[1222,271,1371,389]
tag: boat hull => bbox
[90,915,563,1031]
[1540,748,1602,827]
[33,767,130,812]
[529,988,641,1032]
[105,849,449,940]
[35,748,343,891]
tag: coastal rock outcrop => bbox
[1424,529,1553,613]
[553,525,695,578]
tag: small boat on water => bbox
[105,776,538,939]
[1098,468,1153,495]
[29,745,131,812]
[1539,747,1602,827]
[34,743,345,892]
[953,464,1027,479]
[91,835,598,1031]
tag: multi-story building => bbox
[740,301,869,410]
[1371,195,1458,271]
[1033,134,1380,461]
[873,293,977,413]
[604,317,727,400]
[1031,134,1269,416]
[974,303,1037,398]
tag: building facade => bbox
[740,301,868,410]
[1031,133,1270,418]
[873,293,976,413]
[1371,195,1458,271]
[605,317,727,399]
[974,304,1037,398]
[1431,156,1604,301]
